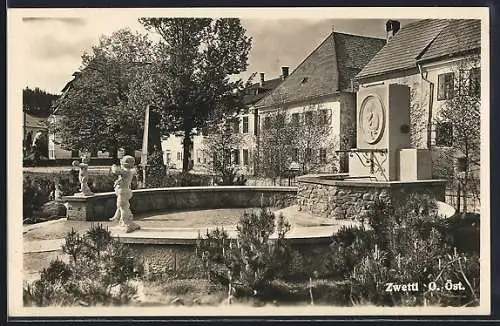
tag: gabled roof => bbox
[418,19,481,62]
[242,77,282,106]
[357,19,480,79]
[256,32,385,108]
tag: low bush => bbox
[329,194,480,307]
[23,170,117,223]
[196,208,291,299]
[23,224,144,307]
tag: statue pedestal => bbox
[62,193,115,221]
[63,194,96,220]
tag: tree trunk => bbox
[109,142,119,164]
[463,172,468,213]
[182,133,192,172]
[456,183,461,214]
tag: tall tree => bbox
[23,87,59,118]
[258,108,296,184]
[53,29,154,158]
[433,56,481,213]
[139,18,252,172]
[202,107,245,185]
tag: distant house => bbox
[356,19,481,164]
[49,71,125,160]
[48,73,83,159]
[23,112,48,156]
[160,71,283,173]
[255,29,386,173]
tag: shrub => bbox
[23,174,57,223]
[23,171,115,223]
[329,194,480,307]
[327,225,377,278]
[23,224,144,307]
[143,149,167,188]
[165,172,213,187]
[196,208,291,299]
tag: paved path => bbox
[23,206,360,253]
[24,239,65,253]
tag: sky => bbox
[21,16,417,95]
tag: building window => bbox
[305,148,312,161]
[263,116,271,129]
[435,121,453,147]
[469,67,480,96]
[319,148,327,164]
[305,111,313,125]
[319,109,331,126]
[232,118,240,134]
[197,149,202,163]
[242,149,249,166]
[292,148,299,162]
[242,116,249,134]
[177,152,182,161]
[232,149,240,165]
[223,149,231,165]
[291,113,300,126]
[437,72,454,100]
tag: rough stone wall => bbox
[128,241,333,281]
[297,181,446,220]
[130,244,205,281]
[297,183,388,220]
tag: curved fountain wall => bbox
[63,186,297,221]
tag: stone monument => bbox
[297,83,447,220]
[109,155,141,233]
[72,155,94,196]
[349,83,432,181]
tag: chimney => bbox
[385,20,401,42]
[281,66,289,80]
[259,72,265,86]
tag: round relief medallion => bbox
[359,95,385,144]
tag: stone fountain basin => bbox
[62,186,298,221]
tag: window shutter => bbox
[437,74,446,100]
[446,73,454,99]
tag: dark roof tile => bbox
[419,19,481,61]
[357,19,480,79]
[256,32,385,108]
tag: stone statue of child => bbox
[72,156,94,196]
[110,155,141,233]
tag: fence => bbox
[245,176,298,187]
[444,189,481,213]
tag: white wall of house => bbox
[421,56,480,147]
[259,99,342,144]
[161,134,183,169]
[48,115,75,159]
[160,109,260,175]
[258,98,344,173]
[225,110,259,175]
